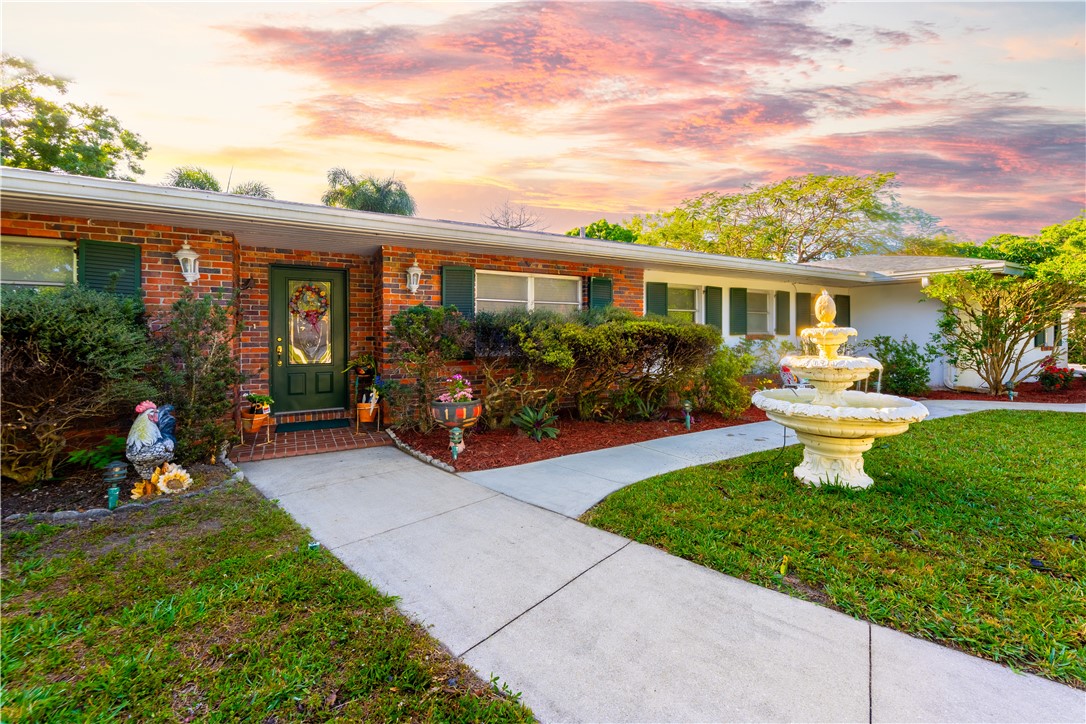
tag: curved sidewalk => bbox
[243,400,1084,723]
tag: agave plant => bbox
[511,404,559,443]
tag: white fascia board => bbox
[1,168,873,284]
[879,259,1022,279]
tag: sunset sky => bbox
[4,1,1084,241]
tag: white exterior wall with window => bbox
[642,270,851,347]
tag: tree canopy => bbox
[565,219,637,243]
[1,55,149,180]
[321,168,416,215]
[627,173,946,263]
[163,166,275,198]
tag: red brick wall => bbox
[236,246,377,398]
[377,245,643,361]
[1,211,235,317]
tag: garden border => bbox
[1,453,246,524]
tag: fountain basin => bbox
[753,389,928,488]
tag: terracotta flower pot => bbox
[241,411,269,433]
[430,399,482,429]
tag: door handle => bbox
[276,345,283,366]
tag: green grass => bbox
[1,483,534,722]
[582,411,1086,687]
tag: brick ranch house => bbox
[1,168,1065,426]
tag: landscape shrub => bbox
[691,347,752,418]
[859,334,940,396]
[474,307,720,425]
[0,286,156,483]
[386,305,473,431]
[153,289,244,464]
[1037,357,1075,392]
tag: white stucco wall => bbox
[850,281,946,385]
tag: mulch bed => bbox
[396,406,769,472]
[1,462,231,517]
[915,378,1086,404]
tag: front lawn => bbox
[1,483,534,721]
[582,410,1086,687]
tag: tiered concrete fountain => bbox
[752,290,929,488]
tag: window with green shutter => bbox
[775,291,790,335]
[833,294,851,327]
[78,239,140,297]
[441,266,475,320]
[704,287,722,331]
[645,282,668,316]
[589,277,613,309]
[1034,328,1047,348]
[795,292,812,334]
[729,287,747,335]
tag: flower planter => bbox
[241,411,270,433]
[430,399,482,429]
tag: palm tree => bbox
[229,180,274,199]
[164,165,220,191]
[163,166,274,198]
[321,168,417,216]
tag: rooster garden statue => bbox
[126,400,177,497]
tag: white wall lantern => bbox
[174,242,201,285]
[920,276,930,288]
[405,259,423,294]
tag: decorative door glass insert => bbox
[288,280,332,364]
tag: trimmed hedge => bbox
[474,308,722,426]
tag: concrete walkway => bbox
[242,400,1084,722]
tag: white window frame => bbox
[746,289,774,335]
[0,236,76,288]
[666,285,700,323]
[475,269,582,313]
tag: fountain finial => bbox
[815,289,836,328]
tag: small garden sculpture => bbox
[125,400,177,494]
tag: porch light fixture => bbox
[920,276,930,288]
[174,242,201,284]
[405,259,423,294]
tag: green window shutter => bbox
[795,292,812,334]
[834,294,851,327]
[589,277,613,309]
[775,291,790,335]
[645,282,668,316]
[442,266,475,320]
[729,287,747,335]
[78,240,140,296]
[1053,324,1062,348]
[1034,328,1047,347]
[704,286,722,331]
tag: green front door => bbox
[269,266,348,413]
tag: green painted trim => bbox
[729,287,747,335]
[704,286,722,330]
[442,266,475,320]
[645,282,668,316]
[775,291,790,335]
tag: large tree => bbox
[922,216,1086,394]
[923,270,1082,395]
[163,165,275,198]
[1,55,149,179]
[628,173,946,263]
[321,168,416,215]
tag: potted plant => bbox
[343,352,377,397]
[356,375,381,427]
[430,374,483,429]
[242,393,274,433]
